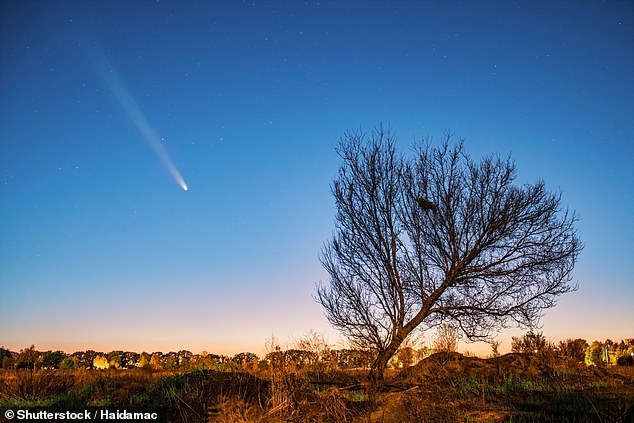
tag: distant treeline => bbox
[509,333,634,366]
[0,345,376,371]
[1,334,632,371]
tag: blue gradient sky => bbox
[1,1,632,356]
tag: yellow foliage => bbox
[93,355,109,369]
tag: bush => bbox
[556,338,588,363]
[512,331,548,354]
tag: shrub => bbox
[557,338,588,363]
[511,331,549,354]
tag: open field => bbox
[1,352,633,422]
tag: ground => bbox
[1,353,633,422]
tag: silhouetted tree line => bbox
[0,345,375,371]
[263,348,375,371]
[1,336,632,372]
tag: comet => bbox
[92,52,189,191]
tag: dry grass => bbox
[1,356,633,422]
[212,395,267,422]
[0,370,75,401]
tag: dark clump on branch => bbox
[416,197,436,211]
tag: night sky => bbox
[1,1,632,355]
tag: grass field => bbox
[1,353,632,422]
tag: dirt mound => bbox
[396,352,588,385]
[397,352,489,384]
[386,353,634,422]
[396,351,634,388]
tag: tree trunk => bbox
[369,354,387,384]
[369,341,401,384]
[368,349,390,403]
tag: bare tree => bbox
[295,329,330,362]
[490,340,501,358]
[432,323,458,353]
[317,127,581,382]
